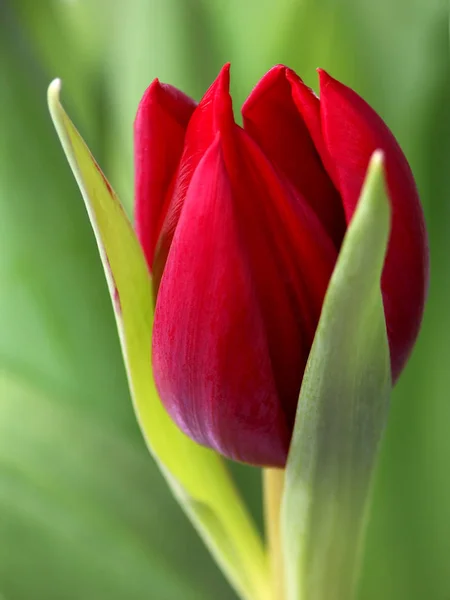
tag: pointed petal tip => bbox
[265,64,290,78]
[216,63,231,92]
[242,65,292,117]
[149,77,161,90]
[138,78,164,103]
[135,78,197,133]
[317,69,338,91]
[206,63,232,111]
[207,64,235,134]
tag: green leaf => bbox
[281,151,392,600]
[47,80,269,600]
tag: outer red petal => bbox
[153,138,290,466]
[152,73,337,467]
[134,80,196,270]
[242,66,346,248]
[151,65,232,291]
[318,70,429,379]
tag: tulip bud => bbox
[134,64,428,468]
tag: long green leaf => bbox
[47,79,269,600]
[282,151,392,600]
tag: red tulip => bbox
[134,65,428,467]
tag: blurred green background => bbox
[0,0,449,598]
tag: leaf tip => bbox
[47,78,62,108]
[361,149,389,220]
[366,149,386,190]
[368,148,385,176]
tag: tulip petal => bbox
[242,66,346,248]
[153,76,337,466]
[154,137,290,466]
[134,80,196,270]
[318,70,429,379]
[152,65,232,291]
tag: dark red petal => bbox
[242,66,346,247]
[151,65,231,291]
[318,70,429,379]
[153,138,290,466]
[153,75,337,466]
[134,80,196,270]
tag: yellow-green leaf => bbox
[47,79,269,600]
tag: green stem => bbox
[264,468,286,600]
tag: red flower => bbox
[134,65,428,467]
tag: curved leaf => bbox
[47,80,269,600]
[282,152,392,600]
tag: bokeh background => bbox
[0,0,449,598]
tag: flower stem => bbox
[263,468,285,599]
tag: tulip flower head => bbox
[134,64,428,467]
